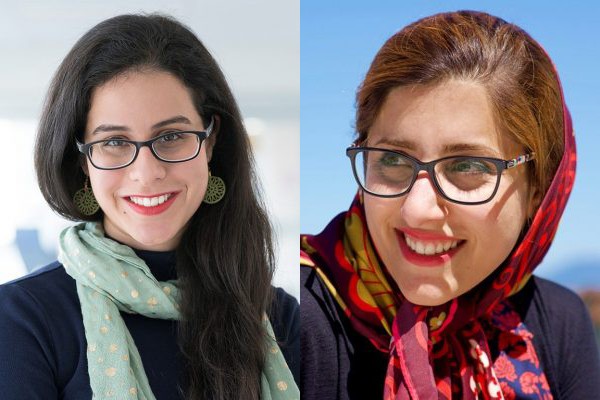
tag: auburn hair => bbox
[356,10,564,199]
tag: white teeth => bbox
[416,242,425,254]
[404,234,460,256]
[129,194,172,207]
[424,243,435,255]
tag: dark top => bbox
[0,250,299,400]
[301,265,600,400]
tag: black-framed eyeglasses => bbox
[76,117,215,170]
[346,146,535,205]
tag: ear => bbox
[205,114,220,162]
[527,186,542,220]
[79,155,89,176]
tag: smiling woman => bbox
[0,14,298,400]
[361,81,534,307]
[82,71,213,251]
[301,10,600,400]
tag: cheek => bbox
[466,196,528,277]
[189,172,209,202]
[178,154,210,207]
[363,196,399,247]
[486,192,528,242]
[364,196,387,227]
[88,171,120,204]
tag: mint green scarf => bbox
[58,222,298,400]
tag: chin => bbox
[129,229,179,251]
[400,284,455,307]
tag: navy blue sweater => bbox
[0,250,299,399]
[301,265,600,399]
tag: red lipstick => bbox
[396,229,463,267]
[124,192,179,216]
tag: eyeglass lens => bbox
[352,149,500,203]
[88,133,201,169]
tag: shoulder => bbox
[512,275,600,396]
[516,275,595,334]
[301,264,389,399]
[271,286,299,317]
[269,285,299,345]
[270,286,299,337]
[0,261,77,309]
[301,264,342,399]
[0,262,59,335]
[301,263,328,304]
[515,275,594,340]
[0,261,82,344]
[301,265,338,332]
[0,262,85,395]
[301,263,362,354]
[529,275,588,310]
[301,264,351,367]
[519,275,595,346]
[301,264,341,333]
[269,286,300,385]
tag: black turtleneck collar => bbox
[133,249,177,281]
[103,231,178,281]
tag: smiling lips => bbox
[396,228,464,267]
[405,235,459,255]
[124,192,179,215]
[129,193,172,207]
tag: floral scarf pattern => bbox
[301,72,575,400]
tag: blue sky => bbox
[300,1,600,278]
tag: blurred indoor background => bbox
[0,1,299,298]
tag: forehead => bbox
[85,70,201,134]
[367,80,522,158]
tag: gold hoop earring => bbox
[73,176,100,216]
[203,172,226,204]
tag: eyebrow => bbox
[372,137,502,157]
[91,115,193,135]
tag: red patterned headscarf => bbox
[301,25,576,400]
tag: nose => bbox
[400,172,446,226]
[127,146,166,184]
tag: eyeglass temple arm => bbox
[205,116,216,138]
[505,153,535,169]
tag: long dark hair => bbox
[34,14,274,400]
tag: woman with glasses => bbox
[0,14,298,400]
[301,11,600,399]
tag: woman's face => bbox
[363,80,534,306]
[84,70,211,251]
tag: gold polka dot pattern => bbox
[58,222,298,399]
